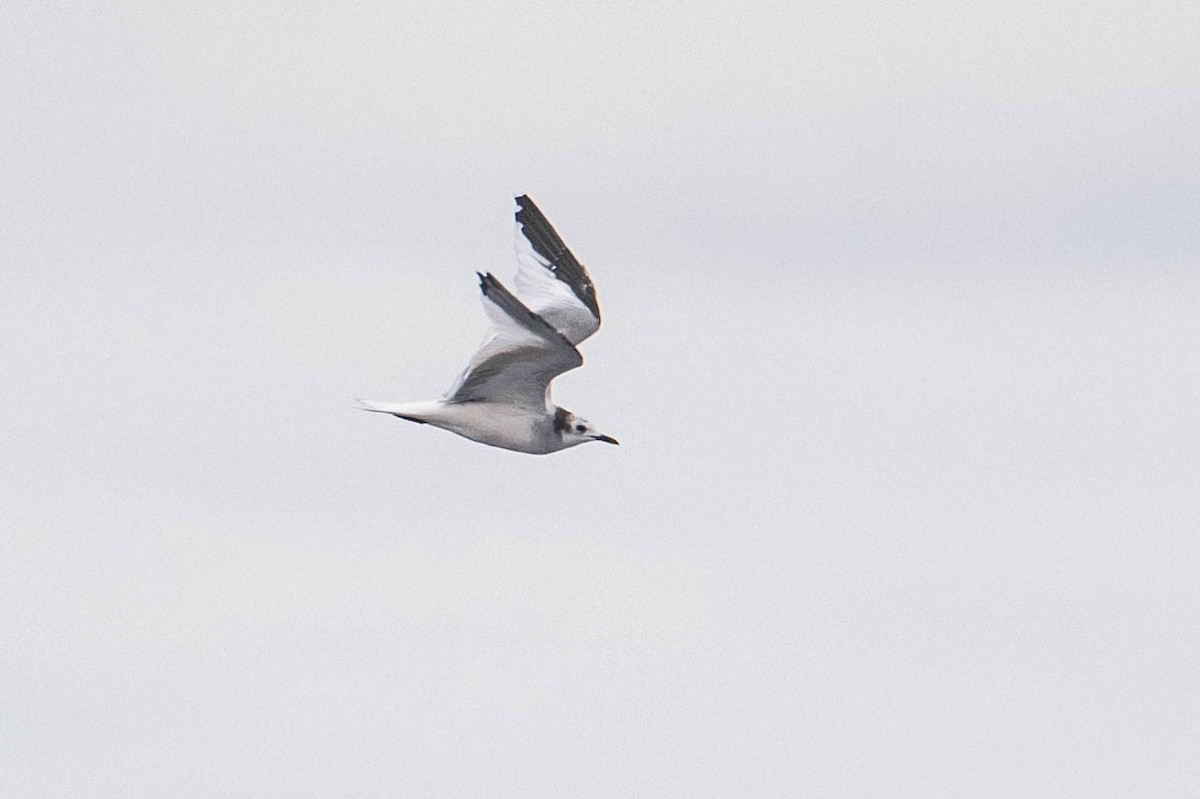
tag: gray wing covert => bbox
[447,273,582,409]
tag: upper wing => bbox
[445,273,583,410]
[512,195,602,345]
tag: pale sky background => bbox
[3,2,1199,797]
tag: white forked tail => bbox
[355,399,442,424]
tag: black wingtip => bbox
[478,271,497,294]
[474,272,579,356]
[515,195,543,220]
[514,195,542,227]
[511,195,601,322]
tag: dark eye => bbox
[575,424,586,433]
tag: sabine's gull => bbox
[359,195,619,454]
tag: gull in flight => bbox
[359,195,619,454]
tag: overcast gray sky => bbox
[3,2,1199,796]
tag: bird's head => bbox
[554,407,619,449]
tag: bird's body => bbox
[359,196,618,454]
[359,399,561,454]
